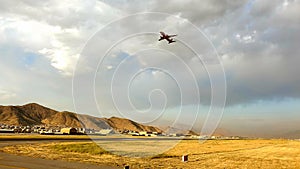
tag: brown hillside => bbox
[0,106,21,125]
[0,103,161,132]
[186,130,199,136]
[77,114,111,130]
[41,111,83,127]
[0,103,57,126]
[104,117,162,133]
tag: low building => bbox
[139,131,153,136]
[96,129,115,135]
[0,129,14,133]
[61,127,77,135]
[128,131,139,136]
[77,128,86,134]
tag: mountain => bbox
[0,103,161,132]
[161,126,231,136]
[160,126,186,134]
[104,117,162,133]
[0,103,59,126]
[160,126,198,136]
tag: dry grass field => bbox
[1,139,300,169]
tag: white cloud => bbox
[235,34,255,43]
[0,0,122,76]
[0,0,300,115]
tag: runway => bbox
[0,140,121,169]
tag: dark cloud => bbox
[0,0,299,112]
[150,0,247,24]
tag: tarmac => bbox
[0,141,121,169]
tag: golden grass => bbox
[2,139,300,169]
[51,143,110,155]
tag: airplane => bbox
[158,31,177,44]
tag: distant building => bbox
[85,128,96,134]
[0,129,14,133]
[211,135,222,139]
[96,129,115,135]
[77,128,86,134]
[169,133,177,137]
[61,127,77,135]
[139,131,154,136]
[128,131,139,136]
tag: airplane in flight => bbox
[158,31,177,44]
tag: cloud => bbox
[0,0,122,76]
[150,0,248,24]
[211,0,300,105]
[0,0,299,117]
[67,0,300,118]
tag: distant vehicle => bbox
[158,31,177,44]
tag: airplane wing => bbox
[167,38,175,43]
[160,31,166,36]
[169,35,177,37]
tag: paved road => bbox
[0,141,121,169]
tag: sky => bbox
[0,0,300,137]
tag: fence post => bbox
[182,154,188,162]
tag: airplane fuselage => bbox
[158,32,177,44]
